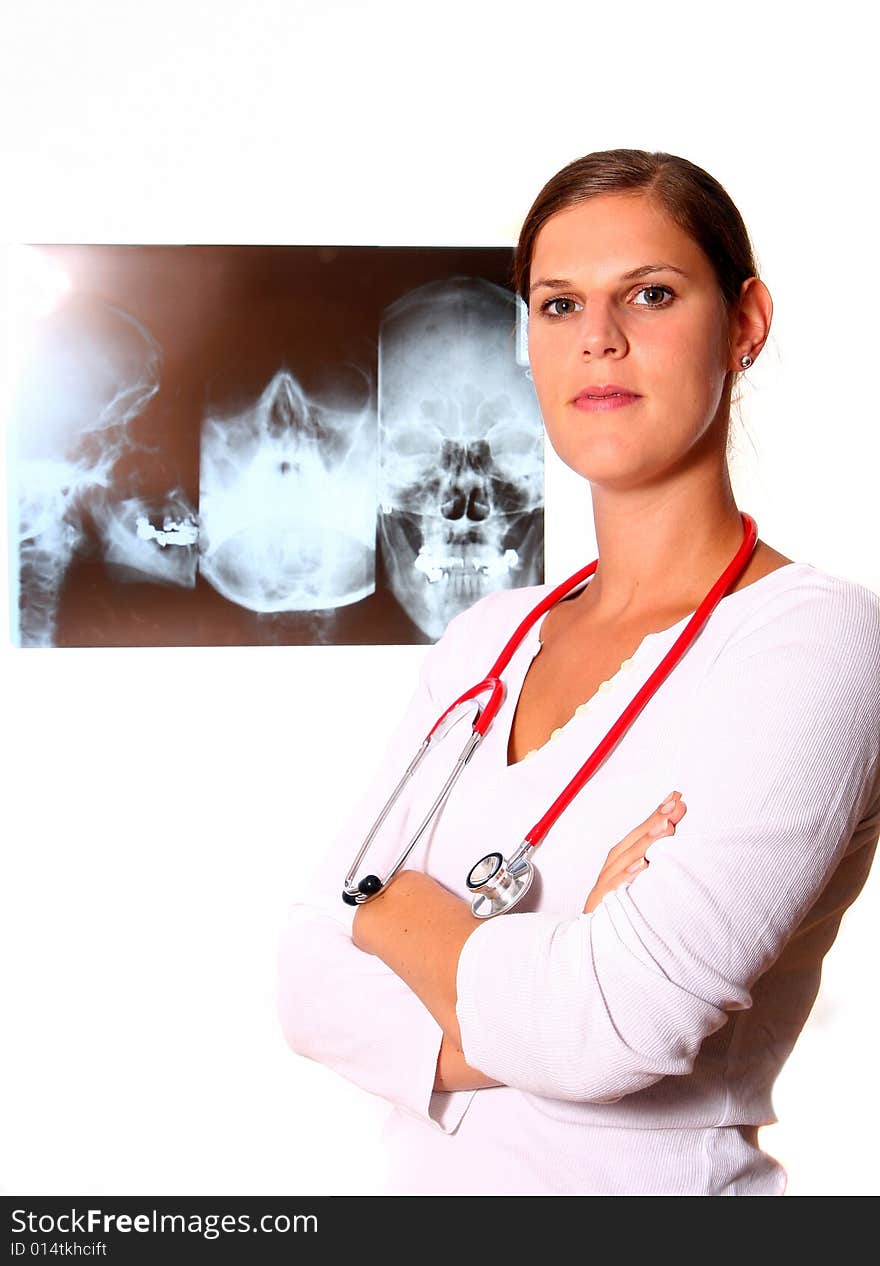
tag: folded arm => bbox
[452,586,880,1100]
[276,602,502,1131]
[353,584,880,1104]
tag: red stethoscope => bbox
[343,511,758,917]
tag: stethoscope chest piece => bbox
[466,849,534,919]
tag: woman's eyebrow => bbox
[529,262,689,295]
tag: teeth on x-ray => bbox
[414,545,520,583]
[91,490,200,588]
[11,295,163,647]
[378,277,544,640]
[135,515,199,549]
[198,367,377,613]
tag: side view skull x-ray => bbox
[8,247,544,647]
[11,292,175,648]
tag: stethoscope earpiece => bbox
[342,874,384,906]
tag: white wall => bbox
[1,0,877,1196]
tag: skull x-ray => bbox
[11,293,169,648]
[7,246,544,647]
[378,277,544,639]
[199,367,376,613]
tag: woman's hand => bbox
[583,791,686,914]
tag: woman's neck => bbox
[578,482,752,624]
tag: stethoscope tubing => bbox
[422,511,756,853]
[343,511,757,904]
[525,510,757,848]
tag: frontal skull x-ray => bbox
[378,277,544,640]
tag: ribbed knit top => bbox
[276,561,880,1195]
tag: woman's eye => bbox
[540,296,582,319]
[632,284,675,307]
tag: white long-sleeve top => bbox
[276,560,880,1195]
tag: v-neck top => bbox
[508,572,639,766]
[507,567,745,766]
[277,559,880,1195]
[500,562,805,771]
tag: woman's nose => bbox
[577,300,627,358]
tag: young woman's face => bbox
[527,193,733,489]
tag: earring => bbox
[740,353,752,368]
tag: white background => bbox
[1,0,878,1196]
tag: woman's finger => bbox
[605,791,683,859]
[617,815,677,867]
[599,798,688,882]
[583,795,688,915]
[583,860,647,913]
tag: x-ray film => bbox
[7,245,545,647]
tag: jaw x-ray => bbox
[8,246,545,648]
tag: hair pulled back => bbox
[516,148,759,319]
[511,148,761,440]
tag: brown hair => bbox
[511,148,761,447]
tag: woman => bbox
[277,149,880,1195]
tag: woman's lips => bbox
[573,393,640,412]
